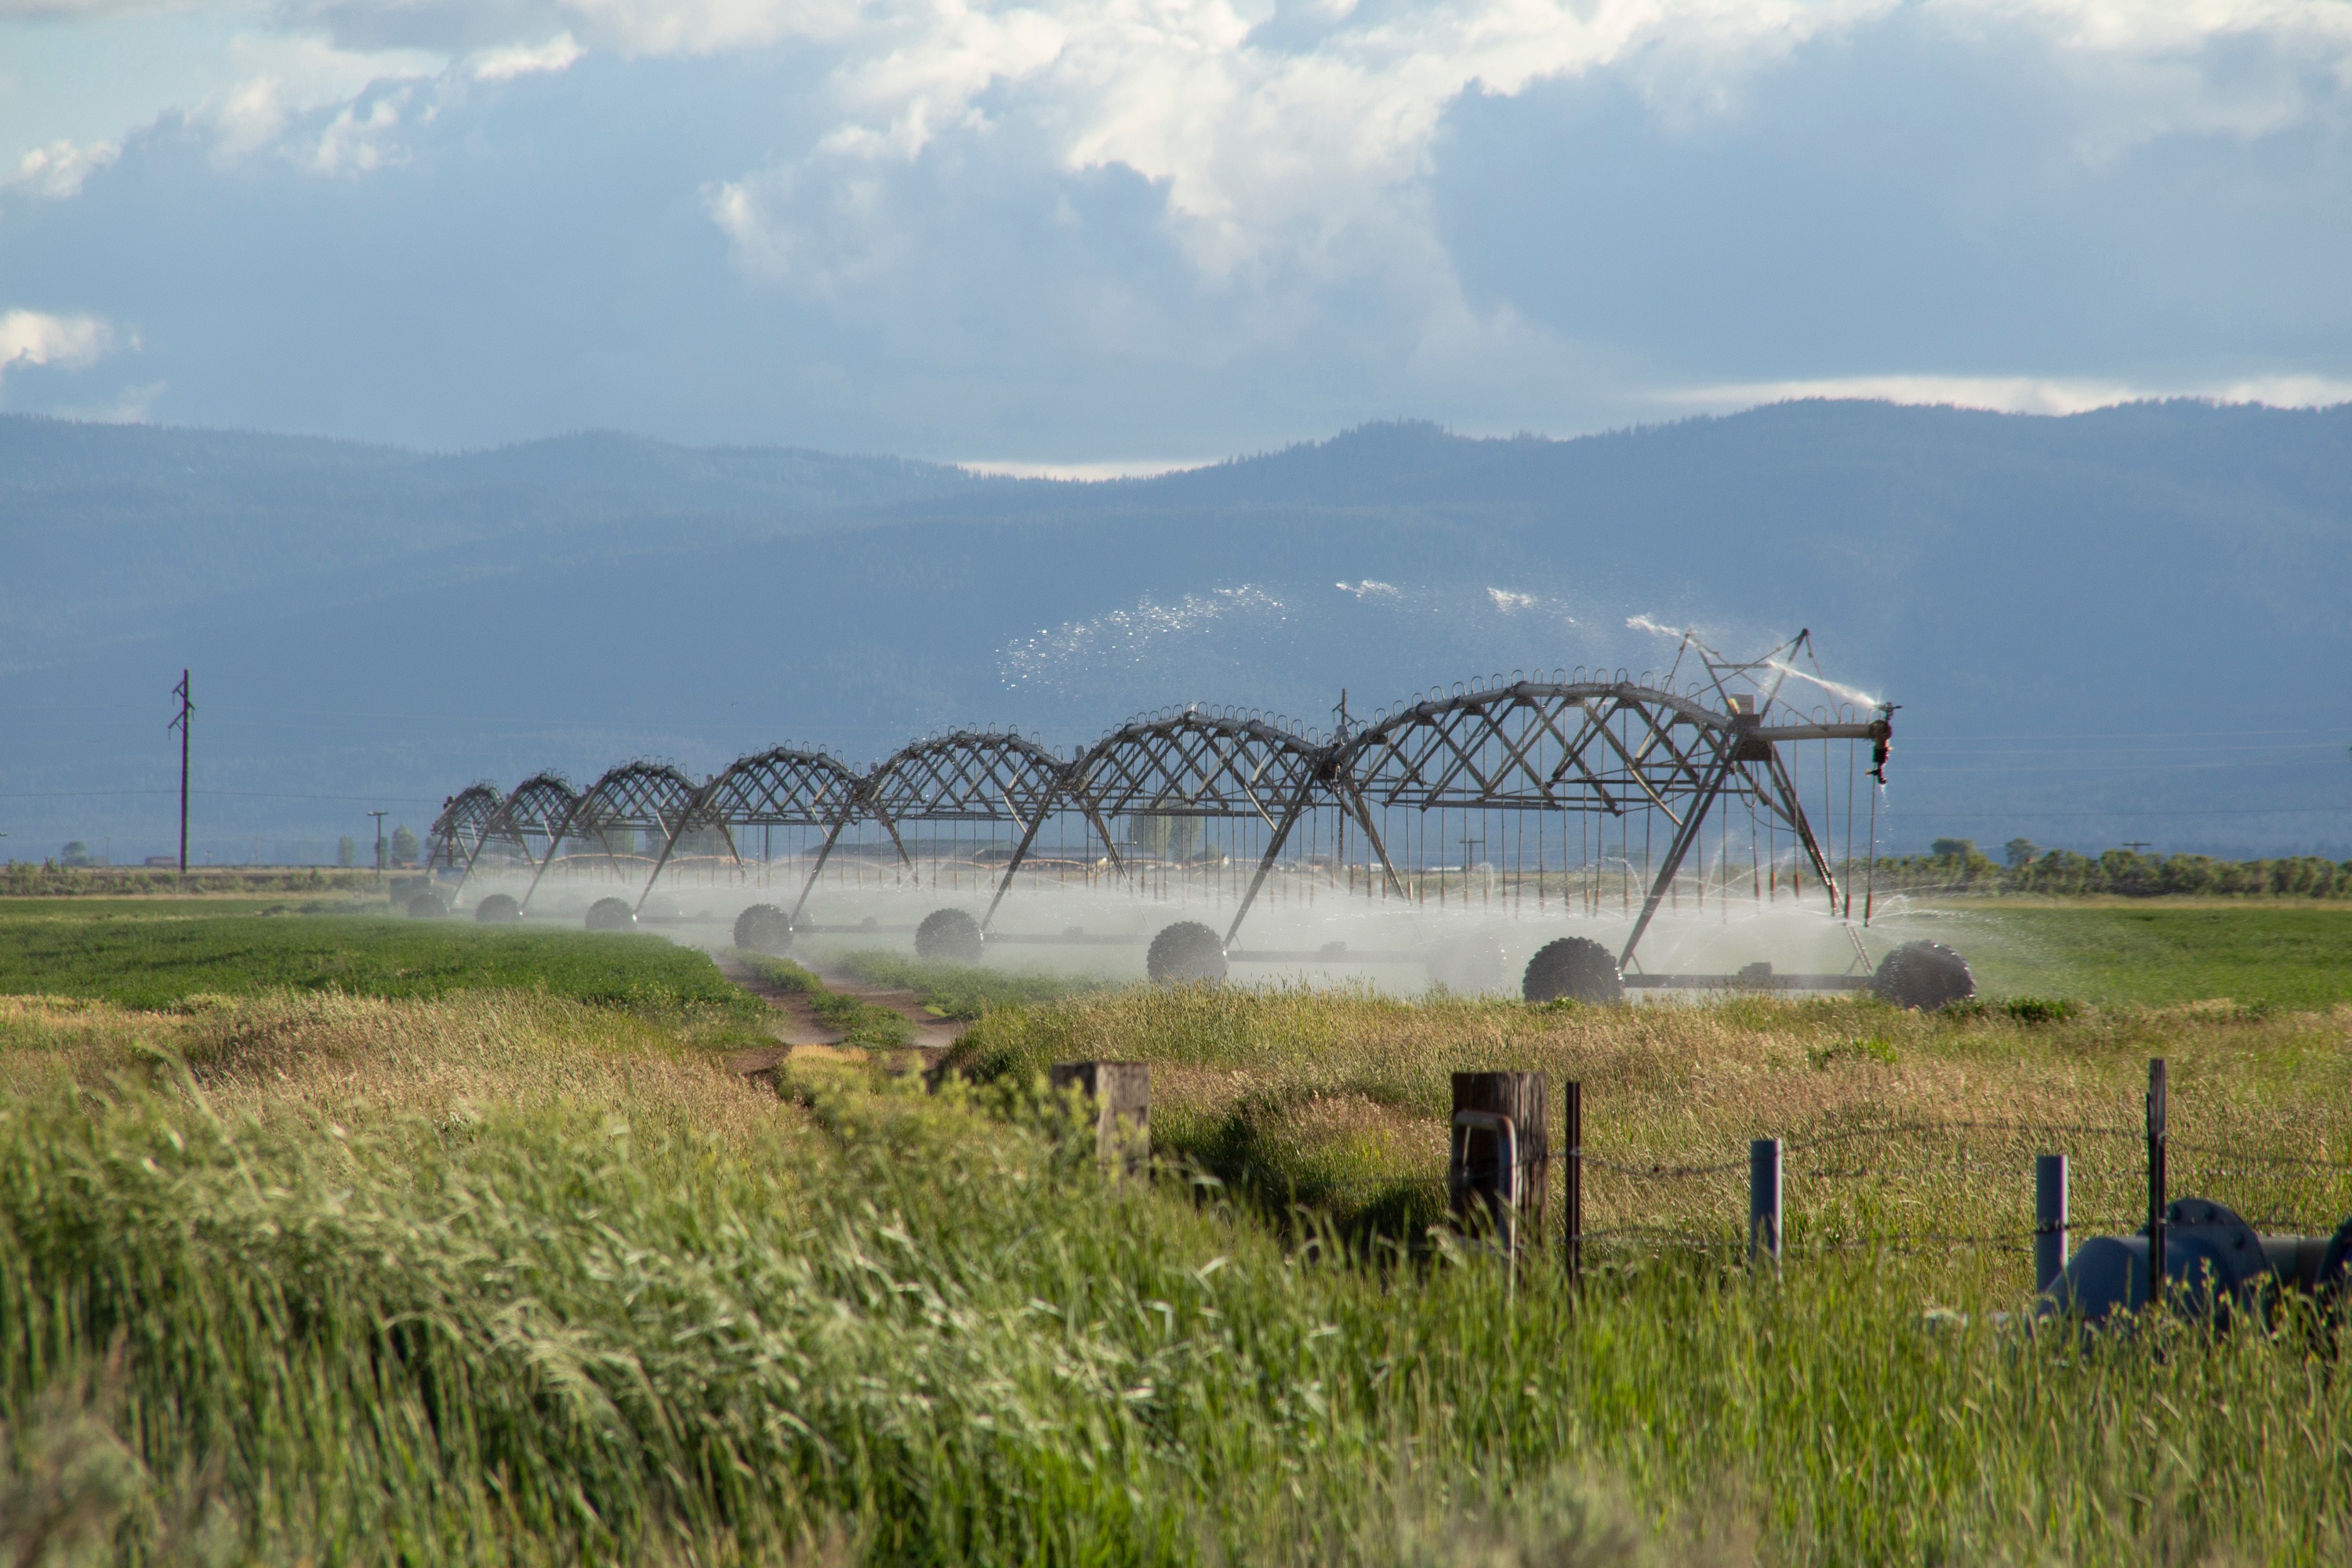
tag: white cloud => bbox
[960,456,1210,480]
[9,138,120,198]
[1662,372,2352,416]
[193,31,444,168]
[680,0,2352,375]
[470,31,582,80]
[0,308,122,383]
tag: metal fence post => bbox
[1563,1080,1584,1285]
[2146,1058,2167,1306]
[1749,1138,1782,1267]
[2034,1152,2068,1293]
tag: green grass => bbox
[727,949,918,1045]
[1920,902,2352,1007]
[0,895,378,919]
[3,901,2351,1563]
[834,949,1108,1018]
[0,910,756,1013]
[2,994,2348,1565]
[951,984,2352,1270]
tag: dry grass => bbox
[956,986,2352,1278]
[0,989,800,1158]
[3,982,2350,1563]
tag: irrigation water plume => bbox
[425,630,1974,1006]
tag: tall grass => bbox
[2,992,2349,1564]
[951,986,2352,1283]
[830,950,1106,1018]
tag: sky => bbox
[2,0,2350,466]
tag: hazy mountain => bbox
[5,401,2347,862]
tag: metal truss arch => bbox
[862,731,1068,823]
[523,760,701,912]
[652,743,873,919]
[426,782,503,870]
[453,772,579,895]
[447,627,1897,975]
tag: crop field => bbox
[1906,900,2352,1009]
[0,897,2347,1565]
[0,902,753,1013]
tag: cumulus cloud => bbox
[659,0,2352,396]
[2,0,2346,448]
[9,140,121,198]
[1665,372,2352,415]
[470,31,583,80]
[0,309,122,384]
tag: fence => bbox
[1051,1060,2352,1292]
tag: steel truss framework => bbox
[435,773,580,884]
[426,783,503,869]
[449,631,1893,970]
[511,762,701,909]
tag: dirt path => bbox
[712,952,963,1075]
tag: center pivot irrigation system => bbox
[426,630,1975,1007]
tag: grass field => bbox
[0,905,754,1014]
[833,949,1108,1017]
[2,898,2349,1564]
[1916,901,2352,1008]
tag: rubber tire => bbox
[1148,920,1228,985]
[405,891,449,920]
[1871,940,1976,1011]
[915,908,984,964]
[733,903,793,955]
[2318,1216,2352,1305]
[1427,935,1510,995]
[474,893,521,924]
[1523,936,1624,1004]
[585,897,636,932]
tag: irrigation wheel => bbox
[915,908,984,963]
[474,893,521,924]
[1869,941,1976,1011]
[733,903,793,955]
[1522,936,1624,1004]
[1147,920,1228,985]
[405,891,449,920]
[584,898,637,932]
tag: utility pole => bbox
[169,670,192,877]
[368,811,389,887]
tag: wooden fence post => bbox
[1050,1061,1150,1178]
[1450,1071,1548,1258]
[1563,1080,1584,1283]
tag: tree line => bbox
[1853,838,2352,898]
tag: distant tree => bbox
[337,835,357,868]
[390,825,419,865]
[1126,811,1200,860]
[58,840,94,868]
[2003,837,2041,869]
[1929,837,1976,861]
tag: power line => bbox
[0,789,445,802]
[1891,805,2351,819]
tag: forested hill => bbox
[4,400,2348,862]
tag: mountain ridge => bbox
[4,399,2347,862]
